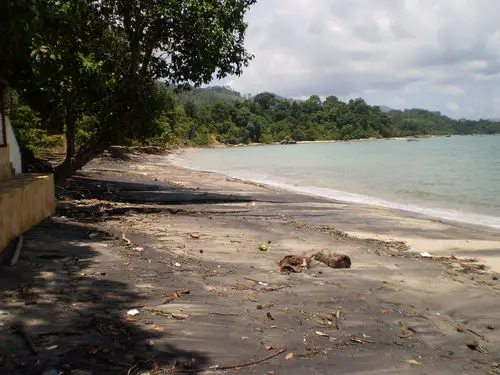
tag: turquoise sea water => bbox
[170,135,500,230]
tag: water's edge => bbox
[168,149,500,233]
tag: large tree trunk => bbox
[54,139,109,184]
[65,112,76,166]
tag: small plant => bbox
[9,105,60,154]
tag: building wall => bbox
[0,115,55,255]
[6,117,21,174]
[0,174,56,252]
[0,146,11,182]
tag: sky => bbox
[216,0,500,120]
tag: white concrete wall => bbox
[5,117,21,174]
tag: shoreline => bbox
[185,133,475,150]
[10,149,498,374]
[129,150,500,273]
[167,147,500,235]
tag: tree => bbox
[95,0,256,138]
[184,101,198,118]
[254,92,277,111]
[1,0,257,180]
[1,0,125,179]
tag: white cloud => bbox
[437,85,466,96]
[216,0,500,119]
[447,102,460,112]
[466,60,489,70]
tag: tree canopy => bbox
[2,1,499,177]
[161,88,500,145]
[1,0,256,179]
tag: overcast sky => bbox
[217,0,500,119]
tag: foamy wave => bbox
[168,154,500,231]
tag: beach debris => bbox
[266,312,275,320]
[146,340,155,349]
[467,341,487,353]
[259,244,269,252]
[285,353,294,360]
[174,262,181,267]
[127,309,140,317]
[487,324,496,330]
[407,359,423,365]
[244,277,269,286]
[45,345,58,351]
[279,251,351,273]
[265,345,273,350]
[349,336,374,344]
[466,328,484,339]
[158,348,287,373]
[399,331,414,338]
[420,251,432,258]
[209,312,239,316]
[315,331,329,337]
[122,233,132,245]
[278,255,310,273]
[332,310,343,329]
[162,290,190,304]
[148,309,187,320]
[313,251,351,269]
[433,255,489,274]
[132,247,144,252]
[300,310,342,329]
[151,325,165,333]
[89,232,99,239]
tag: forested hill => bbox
[178,86,245,106]
[10,84,500,155]
[164,87,500,145]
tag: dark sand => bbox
[1,148,499,375]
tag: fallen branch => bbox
[122,233,132,245]
[145,308,187,320]
[244,277,266,284]
[466,328,484,339]
[153,348,286,374]
[349,336,374,344]
[208,312,240,316]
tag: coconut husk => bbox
[312,250,351,269]
[278,255,310,273]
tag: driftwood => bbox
[312,250,351,269]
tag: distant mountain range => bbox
[378,105,395,113]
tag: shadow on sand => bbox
[0,220,209,375]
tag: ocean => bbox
[169,135,500,231]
